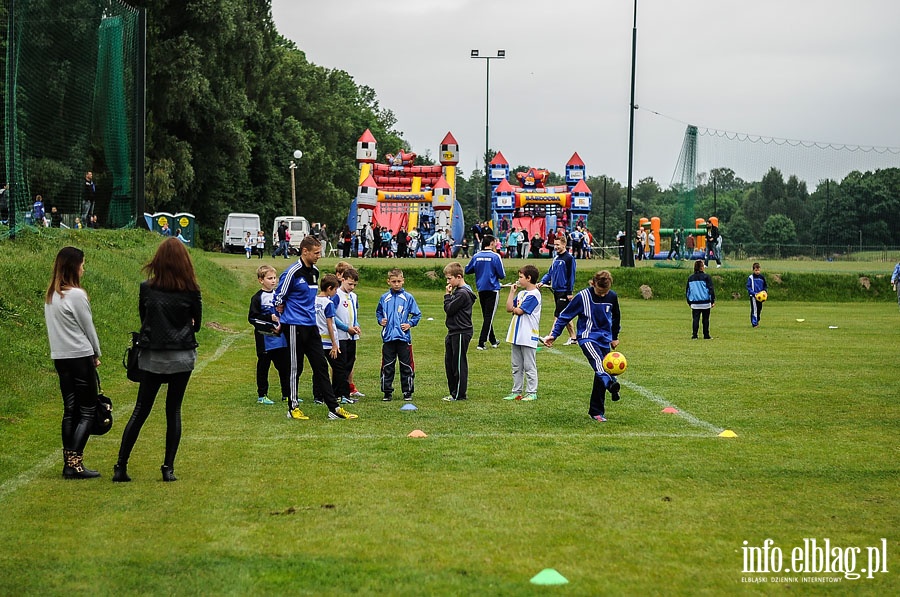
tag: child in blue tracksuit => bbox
[746,262,768,327]
[544,270,621,422]
[376,269,421,401]
[890,262,900,310]
[465,235,506,349]
[686,259,715,339]
[538,237,577,344]
[248,265,291,405]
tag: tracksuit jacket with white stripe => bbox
[550,288,621,348]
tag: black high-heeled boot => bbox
[160,465,177,482]
[112,463,131,482]
[63,450,100,479]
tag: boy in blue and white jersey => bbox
[465,235,506,349]
[892,261,900,310]
[314,274,342,405]
[544,270,622,422]
[274,236,357,420]
[746,262,768,327]
[376,269,421,401]
[503,265,542,401]
[332,267,361,403]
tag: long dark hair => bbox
[45,246,85,303]
[144,238,200,292]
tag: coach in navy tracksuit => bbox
[686,259,716,339]
[274,236,356,419]
[544,270,621,421]
[538,236,577,344]
[465,235,506,350]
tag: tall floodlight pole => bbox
[622,1,638,267]
[290,150,302,216]
[471,49,505,223]
[7,0,17,238]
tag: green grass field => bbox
[1,230,897,595]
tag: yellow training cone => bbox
[718,429,737,438]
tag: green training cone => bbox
[530,568,569,585]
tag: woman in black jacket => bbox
[113,238,202,482]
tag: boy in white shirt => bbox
[313,274,341,404]
[332,267,361,403]
[503,264,542,401]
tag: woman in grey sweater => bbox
[44,246,102,479]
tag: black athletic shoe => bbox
[382,394,393,402]
[609,379,621,401]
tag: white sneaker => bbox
[349,390,365,397]
[563,338,577,346]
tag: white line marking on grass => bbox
[541,346,726,435]
[0,330,248,502]
[0,453,58,501]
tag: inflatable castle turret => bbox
[355,130,379,230]
[566,153,591,228]
[488,152,511,213]
[432,176,453,231]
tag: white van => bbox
[222,213,261,253]
[273,216,310,256]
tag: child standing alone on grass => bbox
[442,262,477,402]
[544,270,621,422]
[248,265,291,405]
[747,262,768,327]
[376,269,421,401]
[504,264,542,401]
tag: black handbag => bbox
[93,373,114,436]
[122,331,143,383]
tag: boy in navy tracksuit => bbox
[746,262,768,327]
[274,236,357,420]
[248,265,291,405]
[464,235,506,349]
[544,270,621,422]
[442,262,477,402]
[538,237,577,344]
[376,269,422,401]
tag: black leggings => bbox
[117,370,192,468]
[54,356,98,453]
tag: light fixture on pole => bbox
[471,49,505,222]
[290,150,302,216]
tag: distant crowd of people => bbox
[1,171,101,229]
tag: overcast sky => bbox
[271,0,900,186]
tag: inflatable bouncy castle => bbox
[348,130,465,255]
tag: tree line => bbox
[3,1,897,251]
